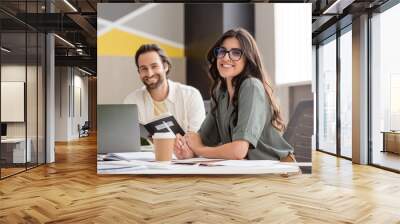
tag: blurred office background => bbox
[1,0,400,179]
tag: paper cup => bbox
[152,132,176,161]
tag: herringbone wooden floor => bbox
[1,134,400,224]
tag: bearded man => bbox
[123,44,205,132]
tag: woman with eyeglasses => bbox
[174,28,295,162]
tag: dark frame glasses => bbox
[213,47,243,61]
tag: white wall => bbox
[55,67,69,141]
[255,4,275,84]
[1,64,46,164]
[55,67,89,141]
[1,65,36,137]
[274,4,312,85]
[255,3,312,124]
[72,74,89,138]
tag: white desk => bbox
[97,152,301,175]
[1,138,31,163]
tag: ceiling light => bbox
[1,47,11,53]
[54,34,75,48]
[63,0,78,12]
[78,67,93,76]
[322,0,355,15]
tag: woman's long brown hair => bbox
[207,28,285,132]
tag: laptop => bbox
[97,104,140,154]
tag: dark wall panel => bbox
[185,3,254,99]
[185,3,223,99]
[223,3,254,36]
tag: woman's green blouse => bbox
[198,78,293,160]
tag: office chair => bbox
[79,121,90,138]
[283,100,314,173]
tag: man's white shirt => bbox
[123,80,206,132]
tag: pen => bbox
[172,162,197,165]
[198,163,224,167]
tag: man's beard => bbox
[143,73,164,90]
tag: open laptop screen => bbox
[97,104,140,154]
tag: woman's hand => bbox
[185,132,206,156]
[174,134,195,160]
[186,137,249,160]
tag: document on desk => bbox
[98,163,147,171]
[98,160,299,174]
[106,152,176,161]
[172,157,225,165]
[211,160,279,167]
[97,152,300,174]
[98,160,173,172]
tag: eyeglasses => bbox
[214,47,243,61]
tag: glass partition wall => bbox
[317,35,337,155]
[339,27,352,159]
[0,1,46,179]
[317,0,400,172]
[370,2,400,172]
[316,26,353,159]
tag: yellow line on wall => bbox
[98,28,184,58]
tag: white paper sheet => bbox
[98,160,174,170]
[212,160,279,167]
[107,152,176,161]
